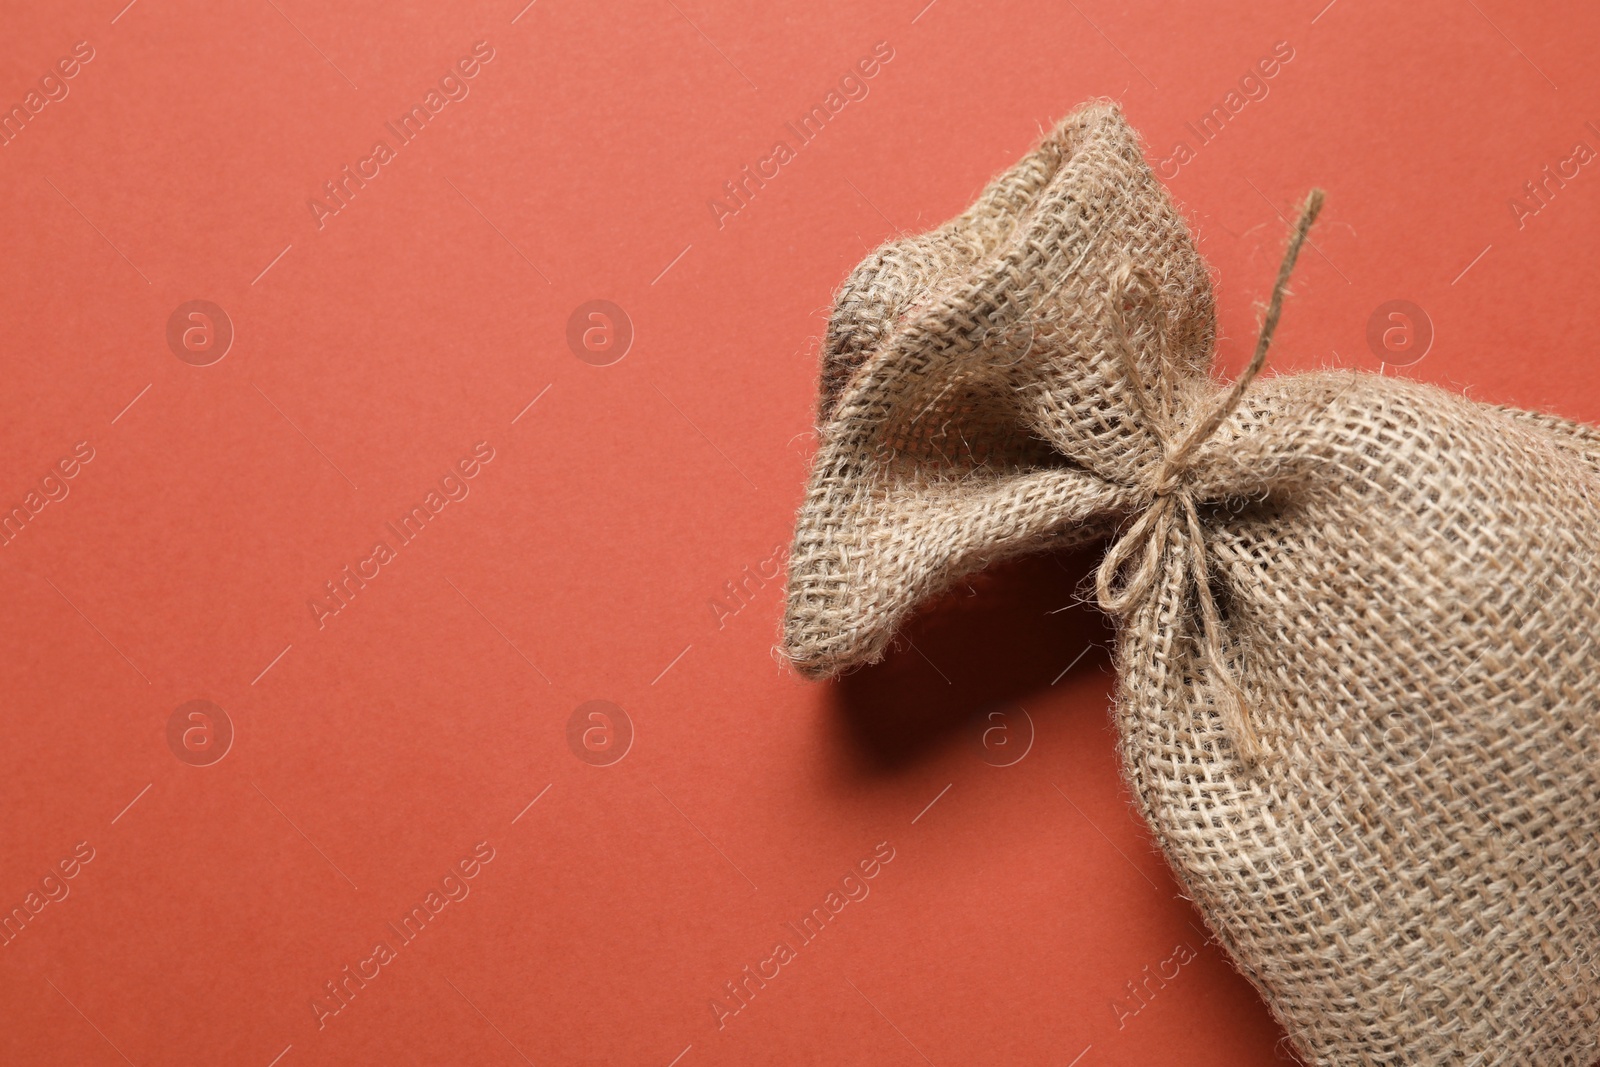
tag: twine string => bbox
[1095,188,1326,765]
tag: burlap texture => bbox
[781,100,1600,1065]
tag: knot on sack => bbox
[1094,189,1325,766]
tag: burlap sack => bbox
[781,100,1600,1065]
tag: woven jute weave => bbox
[780,99,1600,1065]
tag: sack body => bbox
[781,100,1600,1065]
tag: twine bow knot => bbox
[1093,189,1325,766]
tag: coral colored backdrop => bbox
[1,1,1596,1064]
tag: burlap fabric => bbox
[781,100,1600,1065]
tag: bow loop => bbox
[1094,493,1176,616]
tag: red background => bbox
[1,1,1596,1064]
